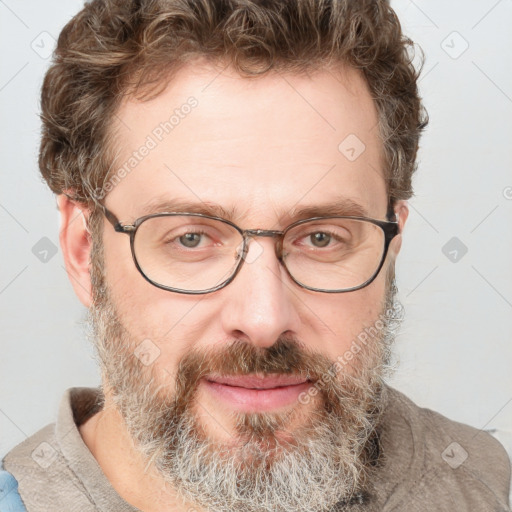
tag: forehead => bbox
[107,59,387,224]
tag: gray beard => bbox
[86,279,403,512]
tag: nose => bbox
[219,236,300,348]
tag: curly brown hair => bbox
[39,0,427,212]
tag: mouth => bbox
[202,374,313,412]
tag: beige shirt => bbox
[3,385,511,511]
[5,388,139,511]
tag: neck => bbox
[78,394,205,512]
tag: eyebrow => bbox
[288,199,369,220]
[138,198,238,220]
[136,196,371,224]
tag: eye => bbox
[179,232,204,248]
[309,232,332,248]
[301,228,349,249]
[162,228,215,251]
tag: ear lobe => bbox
[57,193,94,308]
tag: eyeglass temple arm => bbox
[386,202,398,223]
[99,204,130,233]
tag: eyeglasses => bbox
[100,205,399,294]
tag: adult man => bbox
[1,0,510,510]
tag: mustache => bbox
[171,336,356,416]
[178,336,324,380]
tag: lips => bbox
[205,374,309,389]
[202,374,313,412]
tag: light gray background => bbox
[1,0,511,459]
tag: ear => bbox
[57,193,93,308]
[388,200,409,259]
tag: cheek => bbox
[305,277,387,362]
[102,229,139,291]
[101,232,203,340]
[101,235,224,373]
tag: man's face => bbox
[85,60,406,512]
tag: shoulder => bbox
[2,423,58,477]
[378,385,511,511]
[2,422,95,511]
[2,423,62,498]
[388,386,510,470]
[1,388,106,512]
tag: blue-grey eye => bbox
[179,233,202,248]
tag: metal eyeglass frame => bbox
[100,204,400,295]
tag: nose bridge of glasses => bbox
[241,228,284,261]
[243,228,283,238]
